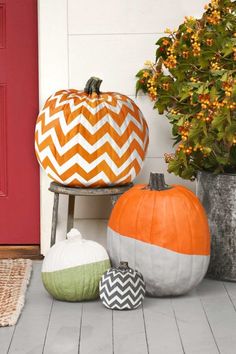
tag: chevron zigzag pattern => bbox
[35,89,149,187]
[99,268,145,310]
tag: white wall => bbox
[38,0,206,255]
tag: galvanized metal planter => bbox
[197,171,236,281]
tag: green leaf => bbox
[178,150,188,167]
[135,81,146,95]
[211,70,227,76]
[135,81,141,94]
[201,134,216,146]
[173,135,182,145]
[225,21,233,31]
[198,57,209,69]
[191,92,199,104]
[180,165,195,179]
[176,116,185,126]
[136,69,145,78]
[210,86,218,101]
[212,113,227,129]
[154,101,165,114]
[179,91,191,101]
[188,126,202,143]
[196,85,205,94]
[172,124,179,136]
[222,44,234,57]
[203,122,208,136]
[156,37,170,46]
[167,158,183,175]
[216,155,228,165]
[221,72,229,82]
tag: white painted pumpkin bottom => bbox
[107,228,210,297]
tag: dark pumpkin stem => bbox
[148,172,170,191]
[84,77,102,95]
[118,261,129,270]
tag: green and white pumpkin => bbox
[42,228,110,301]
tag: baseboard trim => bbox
[0,245,44,260]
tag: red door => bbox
[0,0,39,244]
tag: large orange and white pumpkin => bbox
[107,173,210,296]
[35,77,149,187]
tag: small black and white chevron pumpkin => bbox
[99,261,145,310]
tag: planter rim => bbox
[197,170,236,177]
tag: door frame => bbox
[0,0,41,258]
[38,0,69,255]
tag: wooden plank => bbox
[79,301,113,354]
[43,300,83,354]
[197,279,236,354]
[0,245,43,259]
[172,290,219,354]
[143,298,183,354]
[113,305,148,354]
[8,261,53,354]
[223,281,236,304]
[0,326,15,354]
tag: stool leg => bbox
[51,192,59,247]
[67,195,75,233]
[111,194,121,207]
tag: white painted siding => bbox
[68,0,206,35]
[38,0,204,254]
[69,34,158,95]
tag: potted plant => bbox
[136,0,236,281]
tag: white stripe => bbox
[62,167,137,185]
[36,146,143,175]
[41,91,137,119]
[36,126,146,156]
[42,166,137,186]
[100,280,144,295]
[101,293,143,306]
[36,110,145,136]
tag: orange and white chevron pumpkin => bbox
[107,173,210,296]
[35,77,149,187]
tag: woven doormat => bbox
[0,259,32,327]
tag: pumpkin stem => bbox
[148,172,170,191]
[118,261,129,270]
[84,77,102,95]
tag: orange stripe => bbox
[42,90,142,116]
[41,158,140,187]
[36,137,145,166]
[36,118,147,146]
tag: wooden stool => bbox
[48,182,133,247]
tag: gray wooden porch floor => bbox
[1,262,236,354]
